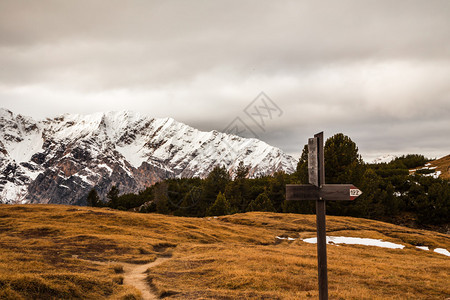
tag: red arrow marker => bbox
[350,186,363,200]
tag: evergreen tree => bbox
[86,188,100,207]
[176,185,204,217]
[350,169,381,217]
[347,168,394,218]
[294,144,309,183]
[207,192,230,216]
[247,192,275,212]
[224,181,243,214]
[202,166,231,213]
[107,185,120,209]
[324,133,364,184]
[268,172,286,212]
[154,182,170,214]
[415,177,450,225]
[116,193,144,210]
[225,162,251,213]
[392,154,430,169]
[235,161,250,179]
[282,197,315,214]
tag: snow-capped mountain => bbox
[0,108,297,205]
[371,154,397,164]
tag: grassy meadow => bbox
[0,205,448,299]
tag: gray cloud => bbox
[0,0,449,161]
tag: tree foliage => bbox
[294,144,308,183]
[106,185,120,209]
[324,133,364,184]
[207,192,231,216]
[247,192,275,212]
[86,188,100,207]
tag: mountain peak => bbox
[0,108,13,117]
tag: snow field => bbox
[275,235,449,257]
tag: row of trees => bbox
[88,163,283,216]
[87,133,449,227]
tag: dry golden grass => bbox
[410,154,450,180]
[0,205,448,299]
[430,154,450,180]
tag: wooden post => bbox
[286,132,362,300]
[316,199,327,300]
[314,132,328,300]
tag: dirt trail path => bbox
[77,256,169,300]
[122,258,169,300]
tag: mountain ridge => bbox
[0,108,297,204]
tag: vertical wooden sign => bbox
[308,137,319,187]
[314,132,327,300]
[286,132,362,300]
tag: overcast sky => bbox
[1,0,449,161]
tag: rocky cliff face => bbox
[0,109,297,205]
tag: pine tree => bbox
[235,161,250,179]
[415,178,450,225]
[247,192,275,212]
[324,133,364,184]
[294,144,309,183]
[176,185,204,217]
[154,182,170,214]
[86,188,100,207]
[202,166,231,212]
[349,168,387,218]
[107,185,120,209]
[207,192,230,216]
[225,162,250,213]
[268,171,286,212]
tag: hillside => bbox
[410,155,450,180]
[0,205,448,299]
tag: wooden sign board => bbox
[308,137,319,187]
[286,184,362,201]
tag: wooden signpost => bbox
[286,132,362,300]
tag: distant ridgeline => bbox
[91,133,449,230]
[0,109,296,205]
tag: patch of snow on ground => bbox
[276,236,297,241]
[424,171,441,179]
[416,246,429,251]
[434,248,450,257]
[302,236,405,249]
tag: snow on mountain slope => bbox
[0,109,44,203]
[0,109,297,204]
[371,154,397,164]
